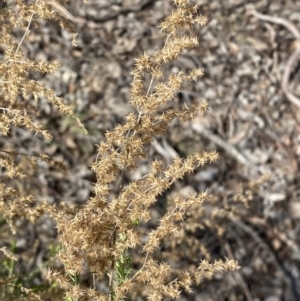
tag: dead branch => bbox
[47,0,156,27]
[250,9,300,108]
[192,123,256,168]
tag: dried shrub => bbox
[0,1,269,300]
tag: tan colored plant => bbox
[0,1,244,300]
[45,1,239,300]
[0,0,82,233]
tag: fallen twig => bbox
[47,0,156,27]
[250,9,300,108]
[232,218,300,301]
[192,123,255,168]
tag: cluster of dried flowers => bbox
[0,0,82,233]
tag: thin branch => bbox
[108,224,117,301]
[224,242,253,301]
[232,218,300,301]
[281,42,300,108]
[250,9,300,108]
[131,251,149,281]
[16,12,35,53]
[0,149,65,165]
[46,0,157,27]
[250,10,300,39]
[191,123,256,168]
